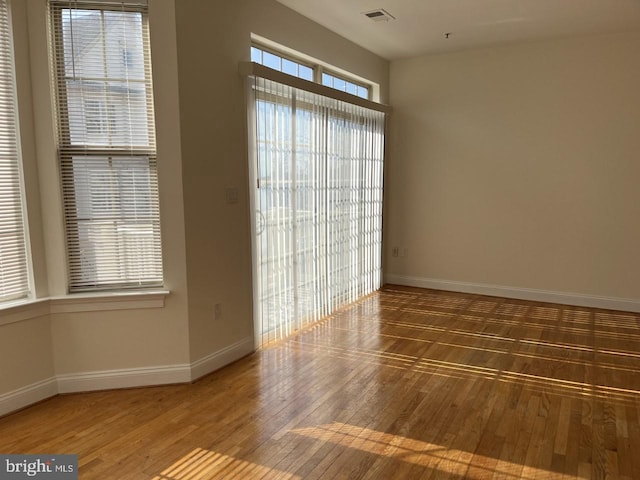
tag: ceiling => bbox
[276,0,640,60]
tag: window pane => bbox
[299,65,313,81]
[321,73,332,87]
[357,86,369,99]
[61,9,105,78]
[61,9,145,81]
[333,77,346,92]
[60,9,149,148]
[282,58,298,76]
[69,156,156,220]
[104,11,145,81]
[63,155,162,289]
[262,51,281,71]
[251,46,262,63]
[346,82,357,96]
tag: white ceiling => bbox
[276,0,640,60]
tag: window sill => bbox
[0,290,170,327]
[49,290,170,313]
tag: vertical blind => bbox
[248,76,385,347]
[0,0,30,302]
[50,0,163,291]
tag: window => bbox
[0,0,30,303]
[322,72,369,99]
[50,0,163,292]
[251,44,371,99]
[247,75,385,347]
[251,45,313,81]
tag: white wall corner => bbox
[384,274,640,313]
[190,336,255,381]
[56,364,191,394]
[0,378,58,418]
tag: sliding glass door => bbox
[247,76,385,347]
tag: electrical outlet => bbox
[214,303,222,320]
[392,247,399,257]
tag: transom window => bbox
[251,43,370,100]
[322,72,369,100]
[251,46,313,81]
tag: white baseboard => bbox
[56,364,192,394]
[191,336,255,381]
[384,274,640,313]
[0,377,57,417]
[1,337,256,416]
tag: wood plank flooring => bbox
[1,285,640,479]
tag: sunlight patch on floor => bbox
[290,422,565,480]
[152,447,301,480]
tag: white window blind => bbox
[50,0,163,291]
[0,0,30,303]
[247,75,386,347]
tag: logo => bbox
[0,455,77,480]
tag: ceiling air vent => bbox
[362,9,395,22]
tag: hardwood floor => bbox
[1,285,640,479]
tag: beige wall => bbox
[50,308,188,374]
[1,0,389,405]
[0,316,54,392]
[386,31,640,302]
[0,0,190,402]
[173,0,389,362]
